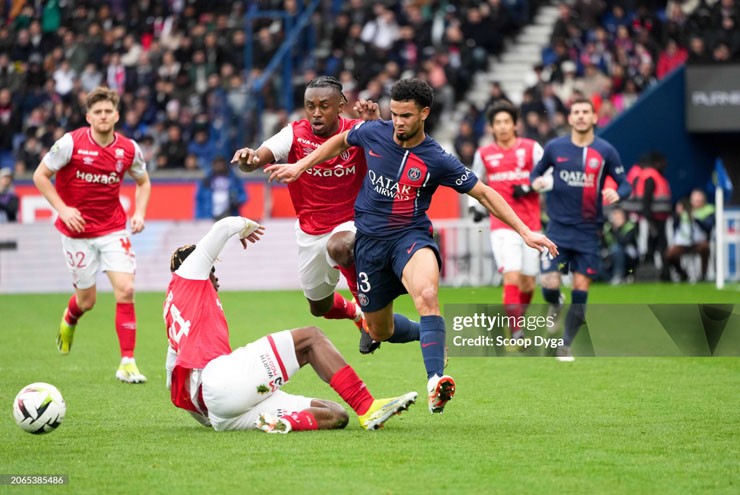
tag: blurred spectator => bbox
[553,60,579,104]
[663,189,715,282]
[602,207,638,285]
[120,109,149,142]
[195,156,247,220]
[0,88,19,169]
[0,52,24,93]
[711,40,732,62]
[360,4,400,51]
[138,135,159,172]
[0,167,18,223]
[156,124,188,170]
[687,34,712,63]
[625,152,672,270]
[602,4,633,37]
[574,0,607,31]
[656,38,688,79]
[188,128,219,172]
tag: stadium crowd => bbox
[453,0,740,158]
[0,0,543,177]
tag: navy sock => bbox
[420,315,446,379]
[387,314,420,343]
[564,290,588,347]
[543,287,561,305]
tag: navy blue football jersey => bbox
[531,135,630,226]
[347,120,478,239]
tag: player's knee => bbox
[365,321,392,341]
[326,233,354,268]
[115,283,135,302]
[540,272,560,289]
[303,325,328,346]
[415,286,439,312]
[308,297,332,317]
[520,277,536,294]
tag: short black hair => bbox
[487,101,518,125]
[390,78,434,109]
[170,245,196,272]
[306,75,347,103]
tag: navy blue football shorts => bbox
[354,230,441,312]
[541,224,601,278]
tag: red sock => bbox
[65,295,84,325]
[503,284,523,317]
[329,365,374,416]
[115,302,137,358]
[282,410,319,431]
[337,264,359,300]
[323,292,358,321]
[503,284,523,333]
[520,290,533,313]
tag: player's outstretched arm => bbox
[177,217,265,280]
[468,182,558,257]
[231,146,276,173]
[265,130,351,183]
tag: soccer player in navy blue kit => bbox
[531,98,631,361]
[267,79,557,414]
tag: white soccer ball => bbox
[13,382,66,434]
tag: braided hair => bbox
[170,245,196,272]
[306,75,347,103]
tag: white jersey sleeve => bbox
[129,141,148,178]
[532,142,544,168]
[260,125,294,163]
[176,217,260,280]
[41,133,74,171]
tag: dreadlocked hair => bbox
[306,75,347,103]
[170,244,196,272]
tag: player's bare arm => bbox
[265,130,351,183]
[468,182,558,256]
[32,162,85,233]
[231,146,276,173]
[130,171,151,234]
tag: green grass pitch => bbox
[1,283,738,494]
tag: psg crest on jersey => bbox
[407,167,422,181]
[588,158,601,169]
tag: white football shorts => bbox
[201,330,313,431]
[60,230,136,289]
[489,229,541,276]
[295,220,356,301]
